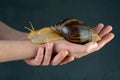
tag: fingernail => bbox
[91,42,98,48]
[61,50,69,57]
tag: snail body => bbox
[25,19,101,44]
[25,22,64,44]
[27,27,64,44]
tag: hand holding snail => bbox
[25,19,114,58]
[24,22,114,67]
[49,23,114,58]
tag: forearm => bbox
[0,40,44,62]
[0,21,28,40]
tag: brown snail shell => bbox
[51,18,101,44]
[25,19,101,44]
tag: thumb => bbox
[70,42,98,58]
[84,42,98,54]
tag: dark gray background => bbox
[0,0,120,80]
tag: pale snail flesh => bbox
[25,18,101,44]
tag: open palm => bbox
[53,23,114,58]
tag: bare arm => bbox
[0,22,114,65]
[0,40,43,62]
[0,22,38,62]
[0,22,74,65]
[0,21,28,40]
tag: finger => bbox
[59,56,74,65]
[51,50,69,66]
[24,47,44,66]
[97,33,115,50]
[99,25,112,37]
[93,23,104,34]
[93,23,104,33]
[42,42,54,66]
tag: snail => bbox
[25,18,101,44]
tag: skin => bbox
[0,22,114,66]
[0,22,74,65]
[25,23,115,66]
[25,42,73,66]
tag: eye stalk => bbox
[24,21,35,32]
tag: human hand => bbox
[0,22,74,65]
[53,23,114,58]
[24,23,114,66]
[24,42,74,66]
[92,23,114,51]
